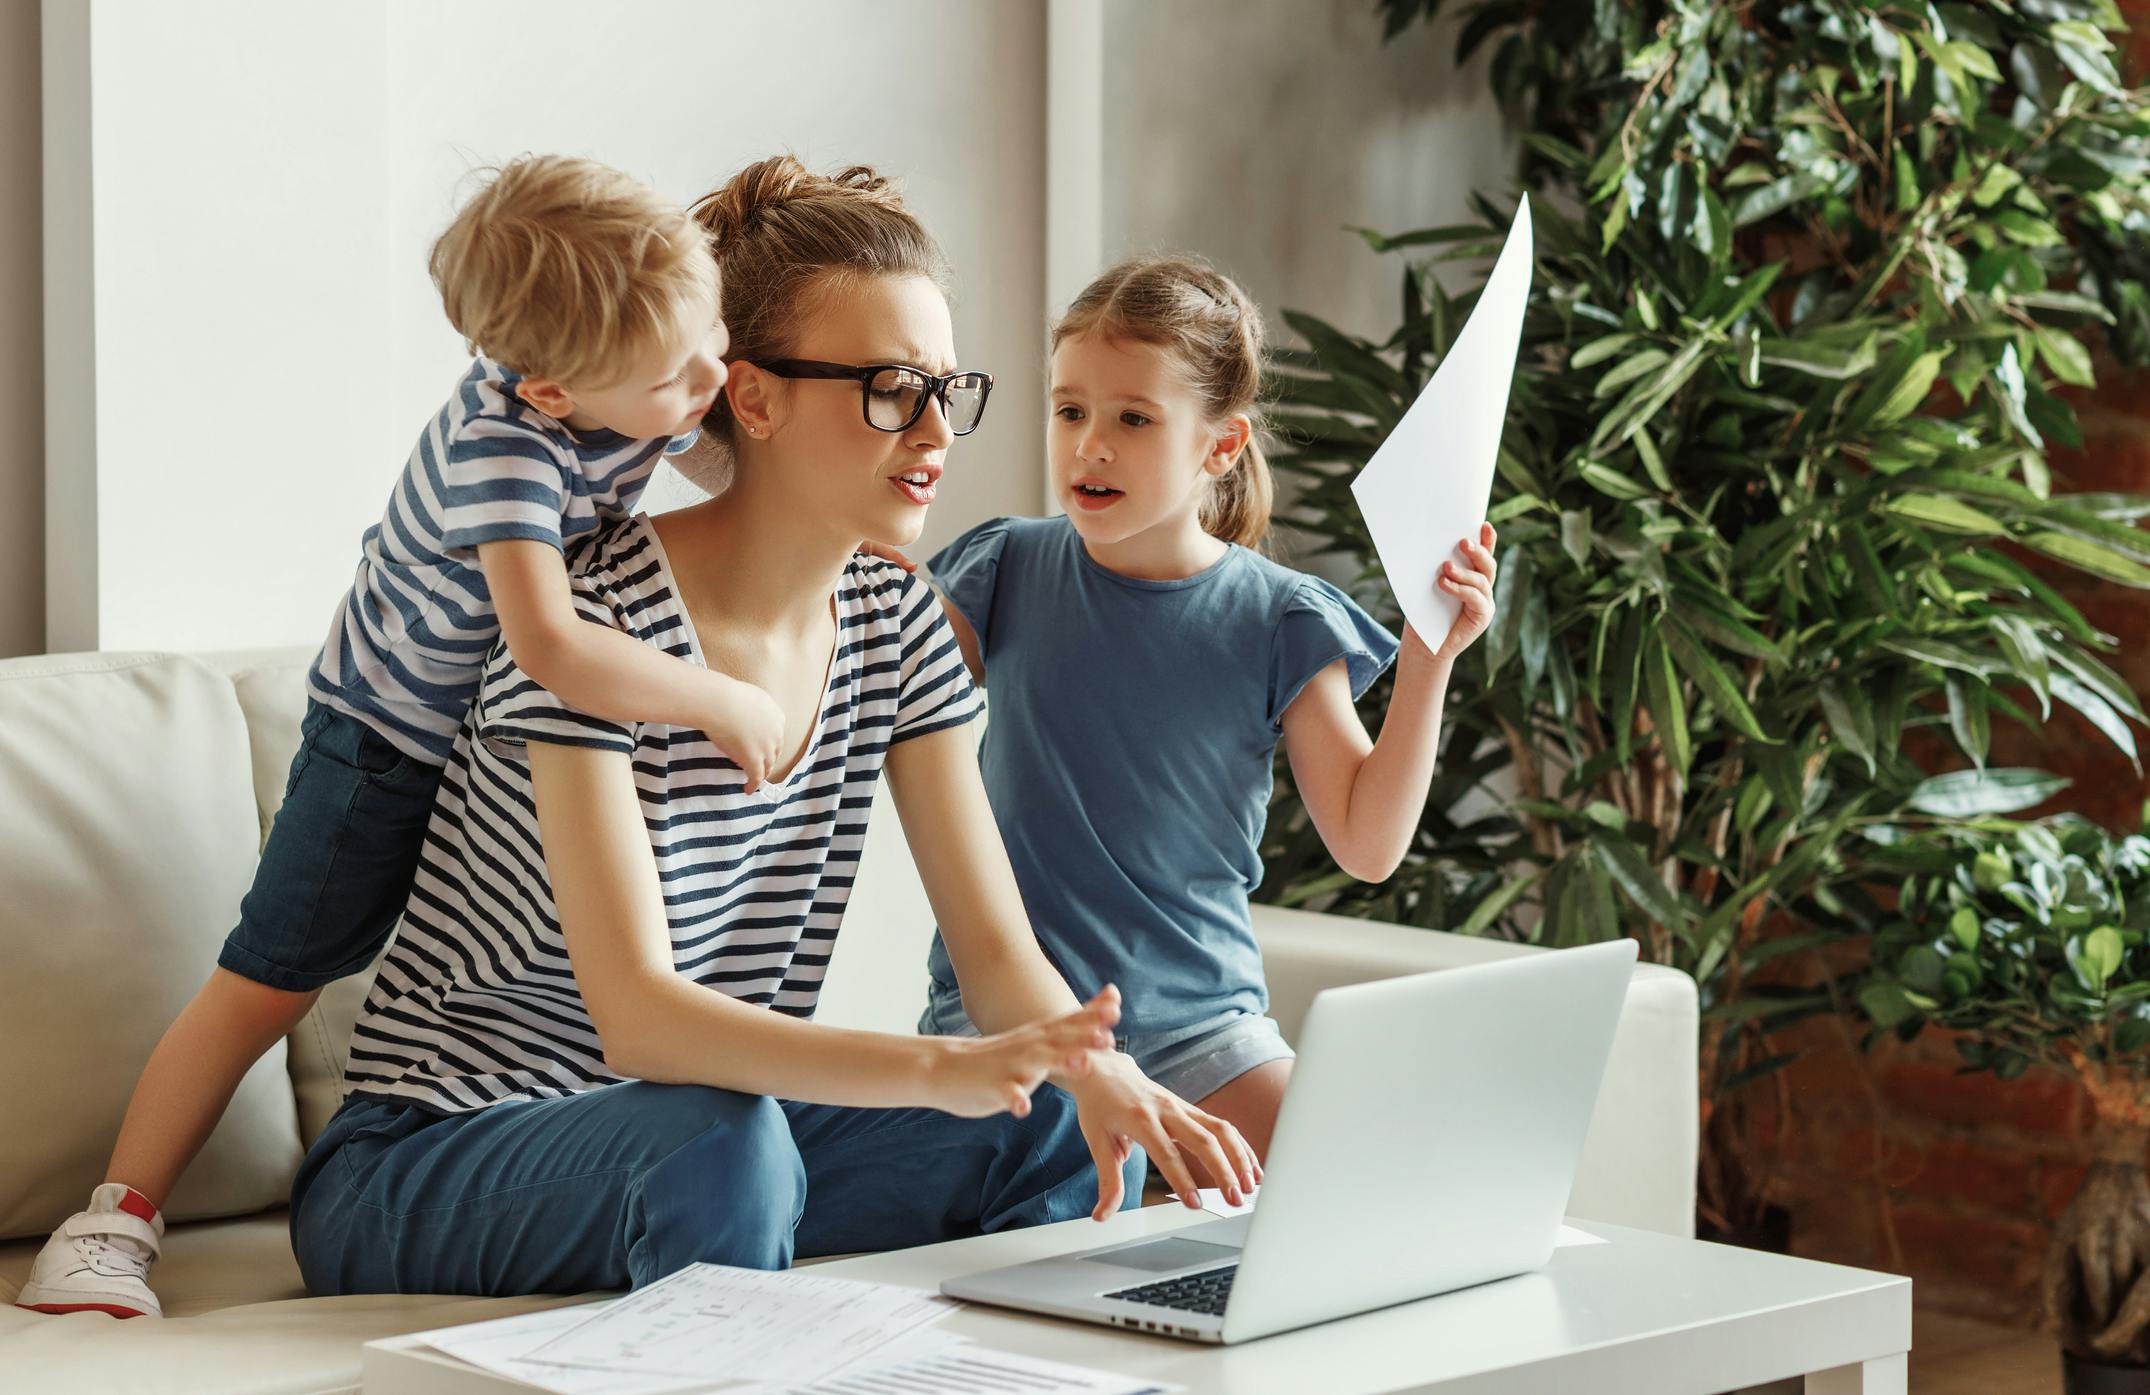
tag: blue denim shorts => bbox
[216,700,443,992]
[919,983,1294,1104]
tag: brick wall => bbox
[1761,4,2150,1321]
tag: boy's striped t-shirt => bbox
[340,517,981,1114]
[306,357,696,765]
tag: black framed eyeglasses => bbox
[757,359,995,436]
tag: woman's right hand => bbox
[925,987,1121,1118]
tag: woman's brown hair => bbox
[1051,254,1273,550]
[688,155,948,474]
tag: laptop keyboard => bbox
[1105,1263,1238,1316]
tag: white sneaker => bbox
[14,1183,165,1318]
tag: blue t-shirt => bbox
[925,515,1398,1032]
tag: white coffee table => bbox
[363,1204,1911,1394]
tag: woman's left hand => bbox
[1402,521,1498,667]
[1066,1053,1261,1220]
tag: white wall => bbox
[379,1,1051,540]
[1101,0,1512,348]
[1097,0,1512,576]
[34,0,1509,656]
[1,0,42,659]
[44,1,392,655]
[44,0,1048,654]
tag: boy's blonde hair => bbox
[430,154,717,389]
[1052,255,1275,551]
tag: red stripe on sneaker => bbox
[116,1188,157,1223]
[15,1301,154,1318]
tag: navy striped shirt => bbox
[307,358,696,764]
[340,516,982,1114]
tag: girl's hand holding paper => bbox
[1404,521,1498,667]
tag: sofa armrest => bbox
[1251,904,1699,1238]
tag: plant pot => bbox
[1696,1203,1792,1255]
[2064,1352,2150,1395]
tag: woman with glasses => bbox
[287,156,1257,1300]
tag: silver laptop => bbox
[942,938,1639,1344]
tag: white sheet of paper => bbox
[415,1304,713,1395]
[1349,197,1533,650]
[1197,1186,1256,1218]
[518,1264,956,1387]
[1555,1224,1607,1248]
[746,1339,1177,1395]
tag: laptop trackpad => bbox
[1082,1237,1241,1273]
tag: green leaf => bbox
[1570,333,1636,370]
[2051,648,2147,723]
[1880,636,1992,675]
[1631,430,1674,493]
[1349,224,1494,253]
[1729,172,1830,228]
[1995,209,2066,248]
[2084,925,2126,991]
[1882,495,2008,535]
[1819,679,1878,775]
[1988,614,2050,716]
[1580,460,1653,501]
[1948,41,2001,84]
[1643,629,1692,777]
[1597,835,1684,925]
[1485,548,1532,679]
[2033,325,2097,388]
[1673,590,1785,663]
[1756,336,1879,379]
[2053,674,2143,775]
[1694,187,1731,266]
[1282,310,1405,397]
[2021,531,2150,587]
[1607,606,1645,763]
[1906,768,2070,817]
[1899,944,1947,995]
[1946,676,1991,769]
[1454,874,1537,937]
[1859,981,1918,1029]
[1594,349,1672,399]
[1663,621,1770,742]
[1560,509,1592,567]
[1872,350,1950,424]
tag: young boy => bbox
[17,154,782,1317]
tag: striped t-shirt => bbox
[340,516,982,1115]
[307,357,697,764]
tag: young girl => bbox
[920,255,1499,1158]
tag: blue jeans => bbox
[217,700,441,991]
[291,1082,1139,1296]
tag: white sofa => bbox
[0,648,1700,1395]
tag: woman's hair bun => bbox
[692,155,906,255]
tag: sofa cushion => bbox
[0,1212,583,1395]
[0,653,305,1238]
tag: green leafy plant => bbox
[1259,0,2150,1238]
[1860,812,2150,1362]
